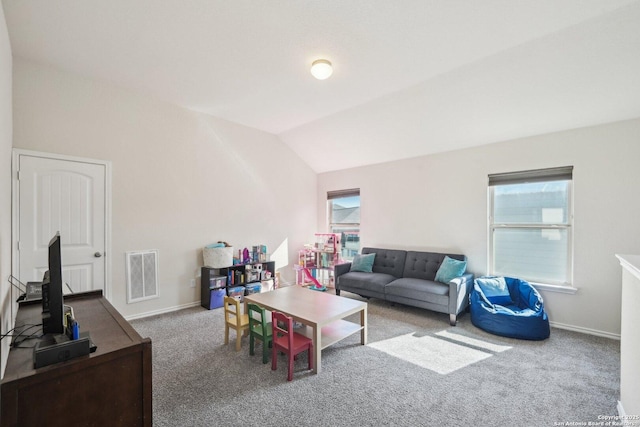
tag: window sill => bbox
[530,282,578,295]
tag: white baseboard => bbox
[124,301,201,321]
[617,401,640,426]
[550,320,620,340]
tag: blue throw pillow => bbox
[475,276,513,305]
[351,253,376,273]
[434,256,467,283]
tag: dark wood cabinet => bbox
[1,291,152,426]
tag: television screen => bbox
[42,232,64,335]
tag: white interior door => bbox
[17,153,107,294]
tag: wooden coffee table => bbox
[244,285,367,374]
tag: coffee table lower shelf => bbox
[298,319,364,349]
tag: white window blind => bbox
[489,167,573,286]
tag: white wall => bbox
[0,4,13,377]
[318,119,640,337]
[12,58,317,318]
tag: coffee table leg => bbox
[361,306,367,345]
[314,325,322,374]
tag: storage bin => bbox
[227,286,245,302]
[208,288,225,309]
[245,283,262,295]
[208,275,227,289]
[203,246,233,268]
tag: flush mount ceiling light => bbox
[310,59,333,80]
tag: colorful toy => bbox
[302,267,326,291]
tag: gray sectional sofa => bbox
[335,247,474,325]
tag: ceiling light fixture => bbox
[310,59,333,80]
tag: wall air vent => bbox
[126,250,159,303]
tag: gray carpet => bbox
[130,291,620,427]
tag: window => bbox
[327,189,360,260]
[488,167,573,287]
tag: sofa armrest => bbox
[334,262,352,281]
[448,273,475,315]
[334,262,352,294]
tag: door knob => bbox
[94,252,103,258]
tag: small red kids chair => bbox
[271,311,313,381]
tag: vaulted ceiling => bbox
[4,0,640,172]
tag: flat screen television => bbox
[42,232,64,335]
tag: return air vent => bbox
[126,250,159,303]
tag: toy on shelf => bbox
[234,244,269,265]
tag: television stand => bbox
[1,290,152,426]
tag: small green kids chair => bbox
[247,303,273,364]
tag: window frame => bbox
[488,167,575,291]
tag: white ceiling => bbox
[3,0,640,172]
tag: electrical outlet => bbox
[190,279,196,288]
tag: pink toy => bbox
[302,268,326,291]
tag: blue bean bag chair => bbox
[470,276,550,340]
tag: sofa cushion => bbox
[338,272,397,295]
[350,253,376,273]
[362,247,407,278]
[403,251,466,282]
[435,256,467,284]
[385,278,450,307]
